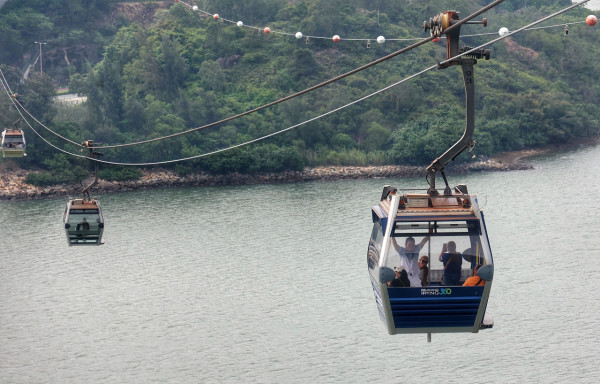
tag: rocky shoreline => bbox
[0,158,531,201]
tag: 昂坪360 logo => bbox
[421,288,453,296]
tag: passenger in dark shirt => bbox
[389,265,411,287]
[418,256,429,287]
[76,218,90,231]
[439,241,462,285]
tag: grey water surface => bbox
[1,144,599,383]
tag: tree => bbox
[22,72,56,124]
[0,9,53,63]
[158,34,189,100]
[362,122,390,152]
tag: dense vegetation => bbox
[1,0,599,184]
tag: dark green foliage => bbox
[199,144,304,174]
[42,154,89,183]
[390,105,467,165]
[0,8,53,64]
[2,0,600,176]
[98,166,142,182]
[23,154,88,185]
[24,171,55,186]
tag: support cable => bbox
[5,1,590,151]
[1,0,589,167]
[76,0,509,150]
[181,0,591,42]
[0,70,83,148]
[0,76,93,161]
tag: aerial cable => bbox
[10,0,585,168]
[179,0,595,43]
[0,56,445,167]
[0,0,585,166]
[88,0,590,166]
[0,76,91,161]
[4,0,592,152]
[439,0,591,67]
[89,0,507,150]
[0,41,437,167]
[179,0,423,42]
[1,0,589,166]
[461,20,590,38]
[0,69,85,149]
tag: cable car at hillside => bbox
[63,198,105,246]
[1,129,26,158]
[368,10,494,341]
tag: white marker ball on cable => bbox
[376,36,385,44]
[237,21,244,27]
[295,32,303,39]
[192,6,198,11]
[499,27,509,37]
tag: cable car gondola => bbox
[368,186,494,338]
[368,11,494,341]
[63,140,105,246]
[63,198,105,246]
[1,129,26,158]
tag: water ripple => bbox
[1,145,600,383]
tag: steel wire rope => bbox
[4,0,588,167]
[0,1,503,154]
[0,71,84,148]
[5,0,590,151]
[439,1,590,65]
[181,1,592,41]
[0,76,93,161]
[79,0,507,150]
[179,0,425,41]
[461,20,589,37]
[0,56,437,166]
[1,0,589,166]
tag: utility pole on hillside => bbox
[34,41,47,73]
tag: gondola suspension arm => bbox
[81,140,102,201]
[423,11,491,197]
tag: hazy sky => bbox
[577,0,600,10]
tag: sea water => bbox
[1,144,599,383]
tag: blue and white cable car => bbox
[368,186,494,339]
[368,10,495,340]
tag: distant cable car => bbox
[1,129,26,158]
[63,140,105,246]
[368,186,494,339]
[63,198,105,246]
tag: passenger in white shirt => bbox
[390,236,430,287]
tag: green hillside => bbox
[1,0,599,184]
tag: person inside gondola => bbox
[463,264,485,286]
[418,256,429,287]
[439,241,462,285]
[77,217,90,231]
[389,265,411,287]
[391,236,430,287]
